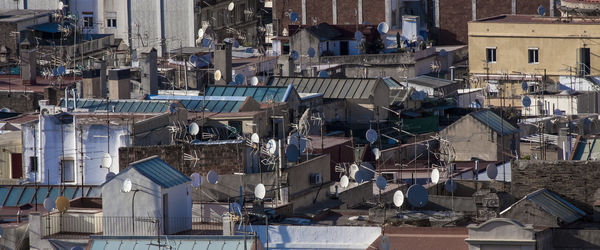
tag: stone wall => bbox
[512,160,600,212]
[0,90,43,113]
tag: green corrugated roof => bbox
[60,99,171,113]
[205,85,292,102]
[0,185,102,207]
[470,110,519,136]
[128,156,190,189]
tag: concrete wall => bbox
[0,222,28,250]
[465,218,536,250]
[248,225,382,249]
[284,154,331,211]
[500,199,560,228]
[337,181,374,209]
[162,183,192,234]
[538,228,600,249]
[440,115,501,161]
[0,91,43,113]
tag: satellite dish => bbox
[227,1,235,11]
[251,133,260,144]
[439,49,448,57]
[377,22,389,34]
[266,139,278,155]
[354,170,368,184]
[286,144,300,162]
[522,96,531,107]
[191,173,201,188]
[431,168,440,184]
[350,164,359,179]
[207,170,219,184]
[201,38,211,48]
[105,172,116,182]
[359,162,375,180]
[254,183,266,199]
[122,178,133,193]
[307,47,316,58]
[444,179,457,193]
[43,197,56,212]
[406,184,428,207]
[291,50,299,61]
[230,202,242,215]
[340,175,349,188]
[521,81,528,91]
[393,190,404,207]
[58,1,64,9]
[197,28,204,39]
[189,122,200,136]
[290,11,299,22]
[101,153,112,168]
[317,70,329,78]
[372,148,381,160]
[250,76,259,86]
[234,74,246,85]
[214,70,222,81]
[380,235,390,250]
[366,129,377,143]
[487,163,498,180]
[376,175,387,190]
[354,31,363,41]
[554,109,563,116]
[537,5,546,16]
[56,196,69,213]
[245,47,254,53]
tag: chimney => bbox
[214,43,232,85]
[108,68,131,99]
[140,47,158,94]
[19,44,36,85]
[82,69,104,98]
[93,59,107,97]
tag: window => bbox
[61,159,75,182]
[106,18,117,28]
[83,15,94,28]
[486,48,496,63]
[29,156,38,172]
[528,48,539,64]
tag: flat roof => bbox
[473,14,600,25]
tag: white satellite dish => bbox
[250,76,259,86]
[487,163,498,180]
[366,129,377,143]
[251,133,260,144]
[376,175,387,190]
[214,70,222,81]
[431,168,440,184]
[189,122,200,136]
[191,173,201,187]
[101,153,112,168]
[393,190,404,207]
[122,178,132,193]
[197,28,204,39]
[372,148,381,160]
[58,1,64,9]
[349,164,359,179]
[207,170,219,184]
[266,139,278,155]
[254,183,266,199]
[227,1,235,11]
[43,197,56,212]
[377,22,389,34]
[340,175,349,188]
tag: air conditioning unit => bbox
[310,173,322,185]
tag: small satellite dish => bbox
[191,173,201,188]
[372,148,381,160]
[56,196,69,213]
[234,74,246,85]
[43,197,56,212]
[251,133,260,144]
[197,28,204,39]
[214,70,222,81]
[537,5,546,16]
[554,109,563,116]
[366,129,377,143]
[439,49,448,57]
[393,190,404,207]
[233,40,240,48]
[340,175,349,188]
[360,162,375,180]
[376,175,387,190]
[317,71,329,78]
[287,133,306,152]
[307,47,316,58]
[122,178,133,193]
[105,172,116,182]
[431,168,440,184]
[406,184,428,207]
[266,139,278,155]
[380,235,390,250]
[201,38,211,48]
[101,153,112,168]
[487,163,498,180]
[354,170,368,184]
[521,81,528,91]
[354,31,363,41]
[286,144,300,162]
[377,22,389,34]
[290,11,299,22]
[250,76,259,86]
[445,179,457,193]
[207,170,219,184]
[189,122,200,136]
[291,50,299,61]
[522,96,531,107]
[254,183,266,199]
[350,164,359,179]
[58,1,64,9]
[227,1,235,11]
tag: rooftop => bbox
[406,75,456,88]
[269,77,385,99]
[0,9,53,23]
[125,156,190,188]
[469,110,519,136]
[204,85,294,102]
[501,188,586,224]
[472,14,600,24]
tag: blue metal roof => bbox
[525,189,586,224]
[470,110,519,136]
[144,96,248,113]
[90,235,254,250]
[128,156,190,189]
[205,85,293,102]
[0,185,102,207]
[60,99,171,113]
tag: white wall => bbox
[162,183,192,234]
[522,95,579,116]
[0,0,59,10]
[246,225,382,249]
[70,0,101,34]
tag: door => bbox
[162,193,168,234]
[10,153,22,179]
[340,41,349,55]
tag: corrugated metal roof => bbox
[90,235,252,250]
[526,189,586,223]
[382,77,403,89]
[129,156,190,189]
[407,75,455,88]
[470,110,519,136]
[0,185,101,207]
[269,77,384,99]
[60,99,171,113]
[205,85,293,102]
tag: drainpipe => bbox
[64,87,69,111]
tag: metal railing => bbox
[40,214,222,239]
